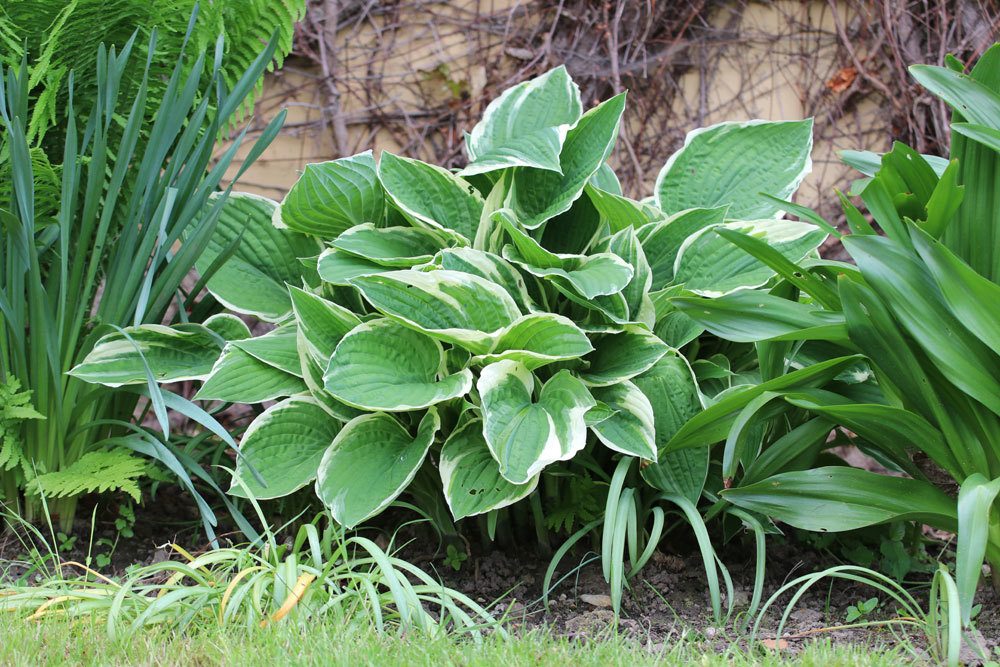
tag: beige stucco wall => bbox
[221,1,891,211]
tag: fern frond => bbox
[26,450,147,502]
[0,378,44,473]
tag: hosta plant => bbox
[668,44,1000,628]
[73,68,824,582]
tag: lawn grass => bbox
[0,615,917,666]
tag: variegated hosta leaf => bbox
[579,326,669,386]
[478,360,596,484]
[435,247,533,312]
[289,286,362,361]
[673,219,827,296]
[332,223,457,267]
[316,248,391,285]
[637,206,729,290]
[297,331,367,422]
[194,193,319,322]
[439,419,538,520]
[633,353,708,502]
[507,93,626,229]
[277,151,385,238]
[324,319,473,411]
[195,346,305,403]
[350,269,521,354]
[601,226,654,325]
[230,396,341,500]
[231,323,302,377]
[69,324,223,387]
[655,119,814,219]
[316,409,440,528]
[461,65,582,176]
[472,313,593,369]
[589,381,657,460]
[378,152,484,242]
[496,210,633,299]
[585,184,664,233]
[203,313,251,342]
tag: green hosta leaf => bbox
[440,419,539,520]
[316,409,440,528]
[195,193,319,322]
[203,313,252,342]
[479,361,595,484]
[602,226,653,324]
[638,206,728,289]
[589,382,657,460]
[324,319,473,411]
[332,223,456,266]
[196,346,305,404]
[579,327,669,386]
[350,269,521,354]
[497,209,633,299]
[508,93,626,229]
[69,324,223,387]
[672,291,848,343]
[378,152,484,242]
[231,396,341,500]
[633,353,707,502]
[435,247,534,312]
[654,311,704,349]
[674,219,826,296]
[297,332,367,423]
[232,324,302,377]
[655,119,813,218]
[278,151,385,238]
[586,184,663,233]
[472,313,593,369]
[316,248,391,285]
[289,286,362,360]
[722,467,958,533]
[461,65,582,176]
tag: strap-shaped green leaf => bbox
[507,93,626,229]
[478,360,595,484]
[440,419,538,520]
[461,65,581,176]
[69,324,223,387]
[378,151,484,242]
[722,466,958,533]
[194,192,319,322]
[324,319,473,411]
[589,381,657,460]
[316,409,440,527]
[956,474,1000,625]
[655,119,813,218]
[472,313,593,369]
[350,268,521,354]
[671,291,847,343]
[230,396,341,500]
[278,151,385,238]
[196,346,305,404]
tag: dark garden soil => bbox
[2,493,998,663]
